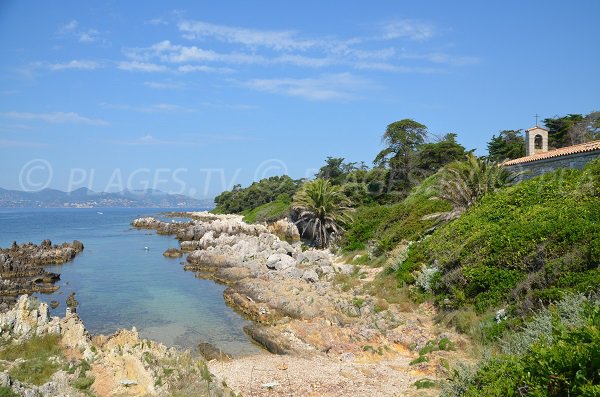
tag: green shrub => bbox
[72,376,95,390]
[242,195,291,223]
[342,173,450,252]
[409,355,428,365]
[442,294,600,397]
[0,334,63,386]
[414,378,437,389]
[405,159,600,313]
[0,387,17,397]
[213,176,301,214]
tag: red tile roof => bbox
[501,140,600,166]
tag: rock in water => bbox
[197,342,233,361]
[0,240,84,310]
[163,247,183,258]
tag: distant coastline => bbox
[0,187,214,208]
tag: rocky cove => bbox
[131,212,470,397]
[0,210,469,396]
[0,240,84,311]
[0,295,238,397]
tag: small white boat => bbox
[97,211,103,215]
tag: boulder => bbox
[266,254,296,271]
[302,269,319,283]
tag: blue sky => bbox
[1,1,599,198]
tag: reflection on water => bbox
[0,208,260,356]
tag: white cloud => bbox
[2,111,109,126]
[177,64,233,73]
[398,52,480,66]
[116,134,197,146]
[99,102,194,113]
[178,20,315,51]
[125,40,264,66]
[143,81,184,90]
[48,60,101,71]
[273,54,333,68]
[118,19,477,76]
[354,62,441,73]
[78,30,99,43]
[58,20,78,34]
[117,61,168,72]
[0,123,31,132]
[57,20,101,44]
[0,140,48,148]
[146,18,168,26]
[379,20,435,41]
[243,73,374,101]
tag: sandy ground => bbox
[209,349,435,397]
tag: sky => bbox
[1,1,599,198]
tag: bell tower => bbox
[525,125,549,156]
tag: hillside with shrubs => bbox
[212,112,600,395]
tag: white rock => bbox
[266,254,296,270]
[302,269,319,283]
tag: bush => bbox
[213,176,302,214]
[405,159,600,313]
[342,173,450,252]
[0,387,17,397]
[242,194,291,223]
[442,294,600,397]
[0,334,63,386]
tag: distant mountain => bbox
[0,187,214,208]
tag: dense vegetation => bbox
[213,175,301,214]
[292,178,353,248]
[241,194,291,224]
[0,334,63,386]
[341,173,450,253]
[211,111,600,394]
[400,159,600,314]
[443,294,599,396]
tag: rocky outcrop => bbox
[131,211,469,397]
[267,218,301,242]
[0,295,237,397]
[197,342,233,362]
[162,247,182,258]
[0,294,60,340]
[0,240,84,311]
[131,213,370,355]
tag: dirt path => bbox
[209,349,432,397]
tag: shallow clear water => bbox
[0,208,260,356]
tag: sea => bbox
[0,207,260,356]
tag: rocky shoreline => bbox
[0,295,237,397]
[0,240,84,312]
[133,211,470,396]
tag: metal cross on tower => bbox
[534,114,539,126]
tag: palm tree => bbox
[434,153,517,220]
[292,178,352,248]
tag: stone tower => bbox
[525,125,549,156]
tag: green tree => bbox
[416,133,468,176]
[374,119,428,194]
[543,114,584,148]
[569,111,600,144]
[486,130,526,161]
[292,178,352,248]
[213,175,302,213]
[436,153,517,219]
[316,157,362,185]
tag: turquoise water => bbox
[0,208,260,356]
